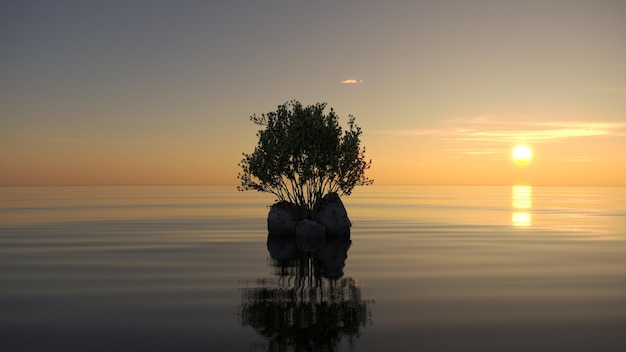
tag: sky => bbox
[1,0,625,186]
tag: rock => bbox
[314,193,351,236]
[295,219,326,252]
[267,201,299,236]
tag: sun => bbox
[512,145,532,165]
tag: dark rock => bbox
[314,193,351,236]
[267,201,299,236]
[295,219,326,252]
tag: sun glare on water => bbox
[512,145,532,165]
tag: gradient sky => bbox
[2,0,625,186]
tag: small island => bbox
[238,100,373,248]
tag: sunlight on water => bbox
[511,212,532,227]
[512,185,532,226]
[1,185,625,351]
[512,185,532,209]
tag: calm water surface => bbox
[1,186,625,351]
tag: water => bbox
[1,185,625,351]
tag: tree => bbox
[238,100,373,218]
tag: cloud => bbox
[374,119,626,144]
[452,121,626,143]
[372,117,626,162]
[372,129,442,136]
[341,79,364,84]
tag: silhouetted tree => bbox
[238,100,373,218]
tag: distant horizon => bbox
[2,182,625,187]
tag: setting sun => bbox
[512,145,532,165]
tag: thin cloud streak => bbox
[341,79,364,84]
[372,129,444,136]
[374,120,626,144]
[455,127,611,142]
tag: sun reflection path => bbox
[512,185,532,227]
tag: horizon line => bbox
[1,183,625,188]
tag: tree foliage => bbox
[238,100,373,217]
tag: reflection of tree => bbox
[239,235,373,352]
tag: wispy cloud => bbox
[452,121,626,143]
[372,118,626,162]
[374,118,626,144]
[341,79,364,84]
[440,148,503,159]
[373,128,443,136]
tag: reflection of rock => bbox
[314,193,351,236]
[267,201,299,236]
[317,237,351,279]
[241,233,371,352]
[267,234,351,277]
[266,234,297,263]
[296,219,326,252]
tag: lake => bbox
[1,185,625,351]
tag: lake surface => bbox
[1,185,625,351]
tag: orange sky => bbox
[366,116,626,186]
[1,1,625,186]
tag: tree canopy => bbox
[238,100,373,217]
